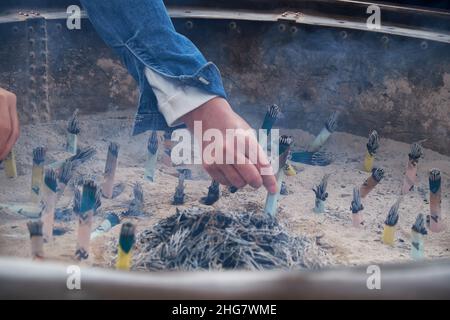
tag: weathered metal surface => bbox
[0,2,449,154]
[1,257,450,299]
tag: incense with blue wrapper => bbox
[66,109,80,154]
[308,111,339,152]
[411,213,427,260]
[264,135,293,217]
[429,169,444,233]
[144,131,159,181]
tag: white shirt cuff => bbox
[144,67,218,127]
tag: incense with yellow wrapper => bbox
[31,147,46,203]
[363,130,379,172]
[116,222,136,271]
[3,149,17,179]
[383,197,402,246]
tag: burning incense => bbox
[116,222,136,271]
[350,187,364,227]
[31,146,46,202]
[201,180,220,205]
[144,131,159,182]
[56,160,73,201]
[3,149,17,179]
[360,168,384,198]
[75,180,98,260]
[383,197,402,245]
[261,104,280,136]
[102,142,119,199]
[290,151,333,166]
[429,169,444,233]
[411,213,427,260]
[91,212,120,240]
[363,130,379,172]
[313,174,330,213]
[41,169,58,242]
[173,171,186,205]
[264,135,293,217]
[401,142,423,195]
[308,111,339,152]
[27,220,44,260]
[66,109,80,154]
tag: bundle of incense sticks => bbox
[308,111,339,152]
[363,130,379,172]
[3,149,17,179]
[66,109,80,154]
[173,172,185,205]
[102,142,120,198]
[280,181,288,195]
[401,142,423,195]
[116,222,136,271]
[411,213,427,260]
[264,135,293,217]
[41,169,58,242]
[91,212,120,240]
[290,150,333,166]
[360,168,385,198]
[27,220,44,260]
[75,180,99,260]
[261,104,280,136]
[350,187,364,227]
[313,174,330,213]
[144,131,159,182]
[201,180,220,205]
[383,197,401,245]
[56,160,73,201]
[31,146,46,202]
[429,169,444,233]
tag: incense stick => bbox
[173,171,186,205]
[363,130,379,172]
[124,182,144,216]
[144,131,159,182]
[401,142,423,195]
[91,212,120,240]
[264,135,293,217]
[31,146,46,202]
[41,169,58,242]
[75,180,98,260]
[66,109,80,154]
[308,111,339,152]
[48,146,96,170]
[290,151,333,166]
[280,181,288,195]
[4,149,17,179]
[383,197,402,245]
[102,142,120,199]
[261,104,280,136]
[313,174,330,213]
[411,213,427,260]
[56,160,73,201]
[429,169,444,233]
[360,168,384,198]
[27,220,44,260]
[350,187,364,227]
[201,180,220,205]
[116,222,136,271]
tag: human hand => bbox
[181,97,277,194]
[0,88,19,160]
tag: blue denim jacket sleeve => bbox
[79,0,227,135]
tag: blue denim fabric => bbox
[80,0,227,135]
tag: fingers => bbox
[0,93,19,160]
[203,164,230,186]
[218,165,246,189]
[250,138,278,194]
[233,163,263,189]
